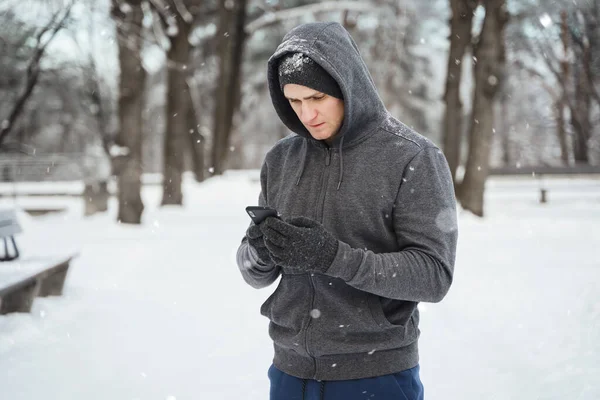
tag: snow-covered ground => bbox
[0,171,598,400]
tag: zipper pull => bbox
[325,147,331,166]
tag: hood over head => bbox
[267,22,387,148]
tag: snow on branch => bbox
[245,1,376,35]
[172,0,193,24]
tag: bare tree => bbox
[0,4,73,147]
[186,75,205,182]
[112,0,146,224]
[160,1,193,205]
[569,7,599,164]
[211,0,248,176]
[442,0,479,184]
[459,0,509,217]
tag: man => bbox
[237,22,458,400]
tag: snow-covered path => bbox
[0,173,598,399]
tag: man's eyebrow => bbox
[285,92,324,101]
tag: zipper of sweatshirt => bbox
[304,145,332,378]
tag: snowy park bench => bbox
[489,165,600,203]
[0,209,75,315]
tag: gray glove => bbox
[260,216,339,274]
[246,223,274,267]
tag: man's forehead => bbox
[283,84,322,99]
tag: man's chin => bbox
[309,131,332,141]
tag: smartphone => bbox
[246,206,280,225]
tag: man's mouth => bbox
[309,123,325,128]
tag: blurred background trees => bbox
[1,0,599,221]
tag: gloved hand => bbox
[260,216,339,273]
[246,223,275,267]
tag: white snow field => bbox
[0,171,598,400]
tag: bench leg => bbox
[0,279,40,314]
[38,263,70,297]
[540,188,548,204]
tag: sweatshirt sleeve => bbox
[325,147,458,303]
[236,160,281,289]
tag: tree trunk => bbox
[571,18,591,164]
[186,83,205,182]
[500,90,510,166]
[211,0,248,176]
[555,101,569,164]
[557,10,570,165]
[442,0,478,183]
[162,18,191,205]
[112,0,145,224]
[458,0,508,217]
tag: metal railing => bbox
[0,153,87,182]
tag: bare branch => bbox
[0,2,73,146]
[513,60,559,100]
[143,1,170,51]
[147,0,171,27]
[172,0,193,23]
[245,1,377,35]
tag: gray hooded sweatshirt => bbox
[237,22,458,382]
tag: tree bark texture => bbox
[571,11,592,164]
[211,0,247,176]
[186,84,205,182]
[162,17,192,205]
[442,0,478,183]
[459,0,508,217]
[557,10,570,165]
[112,0,145,224]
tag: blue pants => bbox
[268,364,424,400]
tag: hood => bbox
[267,22,387,148]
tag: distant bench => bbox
[0,208,76,315]
[489,165,600,203]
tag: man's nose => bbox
[300,103,317,124]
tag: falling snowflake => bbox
[310,309,321,319]
[539,13,552,28]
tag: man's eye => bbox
[314,96,325,101]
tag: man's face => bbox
[283,84,344,143]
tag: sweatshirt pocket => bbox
[260,273,311,350]
[309,278,398,357]
[369,297,420,343]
